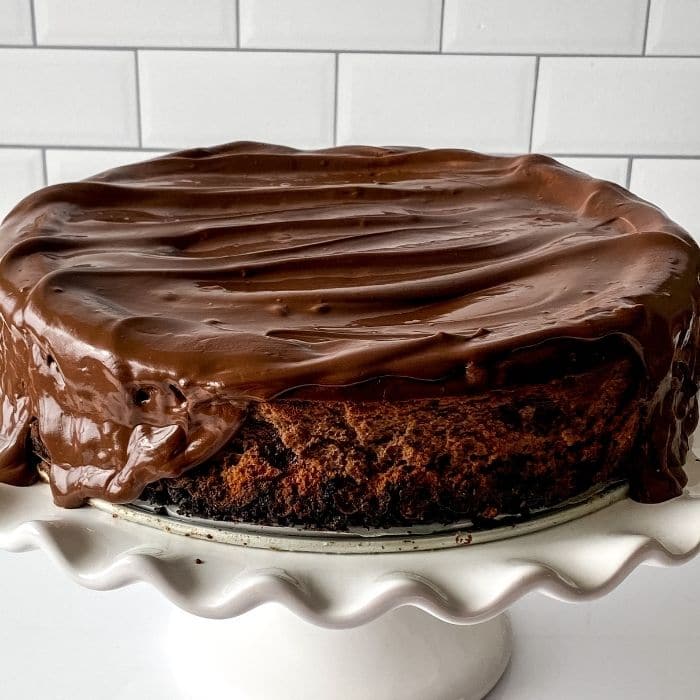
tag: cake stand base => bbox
[166,604,512,700]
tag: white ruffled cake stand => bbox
[2,443,700,700]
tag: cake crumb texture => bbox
[143,359,641,529]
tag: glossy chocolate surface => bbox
[0,142,698,506]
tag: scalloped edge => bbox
[2,451,700,627]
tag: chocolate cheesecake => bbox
[0,142,698,529]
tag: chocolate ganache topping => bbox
[0,142,698,508]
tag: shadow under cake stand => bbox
[2,445,700,700]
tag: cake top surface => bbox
[1,142,696,393]
[0,142,698,505]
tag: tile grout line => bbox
[625,158,634,189]
[536,153,700,160]
[40,148,47,186]
[0,145,171,153]
[332,53,339,146]
[545,153,700,160]
[133,50,144,148]
[0,44,699,58]
[235,0,241,48]
[438,0,445,52]
[1,146,699,160]
[642,0,652,55]
[29,0,37,45]
[528,56,541,152]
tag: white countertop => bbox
[2,546,699,699]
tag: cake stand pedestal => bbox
[167,604,511,700]
[2,446,700,700]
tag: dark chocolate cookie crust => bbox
[141,358,641,529]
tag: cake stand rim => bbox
[1,447,699,627]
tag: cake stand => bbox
[2,446,700,700]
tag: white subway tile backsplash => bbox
[0,149,44,221]
[532,58,700,155]
[0,0,33,45]
[646,0,700,56]
[443,0,647,55]
[139,51,335,149]
[630,159,700,239]
[34,0,237,48]
[0,49,138,147]
[45,149,165,184]
[0,2,698,175]
[239,0,441,51]
[337,54,535,151]
[554,157,629,186]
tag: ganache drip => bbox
[0,142,698,507]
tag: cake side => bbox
[141,358,641,528]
